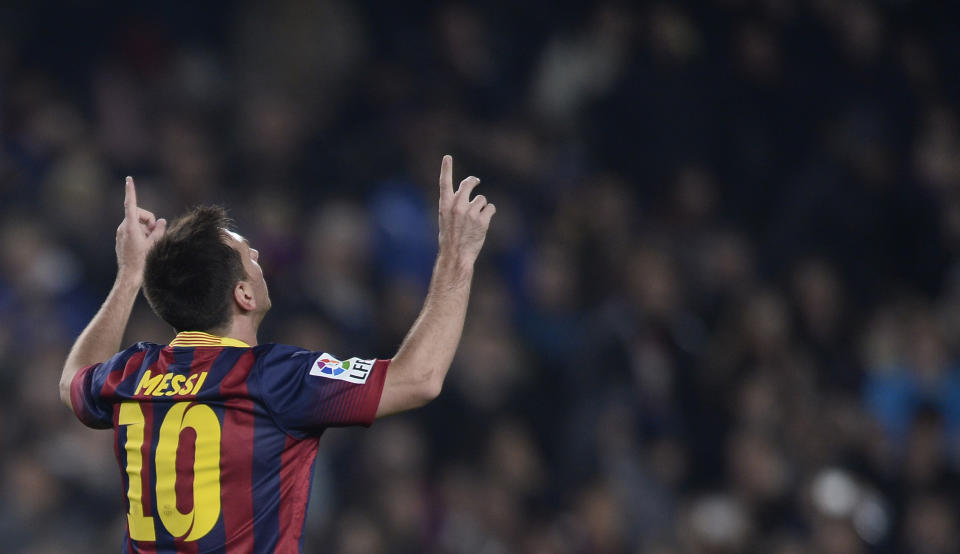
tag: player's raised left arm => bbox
[58,177,167,408]
[375,155,495,417]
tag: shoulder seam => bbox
[252,345,309,442]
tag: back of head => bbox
[144,206,246,333]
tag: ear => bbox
[233,280,258,312]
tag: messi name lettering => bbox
[135,370,209,397]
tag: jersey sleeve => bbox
[70,362,114,429]
[256,344,390,437]
[69,344,151,429]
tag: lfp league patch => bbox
[309,353,374,384]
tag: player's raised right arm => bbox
[59,177,167,408]
[375,155,495,417]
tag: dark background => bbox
[2,0,960,552]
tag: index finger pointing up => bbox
[124,176,138,221]
[439,155,454,202]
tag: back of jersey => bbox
[69,332,389,553]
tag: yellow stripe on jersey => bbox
[169,331,251,348]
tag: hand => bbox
[437,155,495,268]
[116,176,167,285]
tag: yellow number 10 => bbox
[119,401,222,541]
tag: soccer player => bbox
[58,155,494,553]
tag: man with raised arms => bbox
[59,155,494,553]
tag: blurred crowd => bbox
[2,0,960,552]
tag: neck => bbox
[214,315,259,347]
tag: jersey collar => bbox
[169,331,251,348]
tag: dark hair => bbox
[143,206,247,333]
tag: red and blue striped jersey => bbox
[69,331,389,553]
